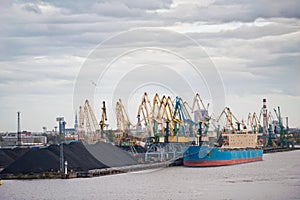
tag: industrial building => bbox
[1,132,47,147]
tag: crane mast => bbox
[274,106,288,147]
[78,106,85,140]
[99,101,107,139]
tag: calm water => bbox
[1,150,299,200]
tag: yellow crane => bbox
[183,93,211,138]
[217,107,241,133]
[150,93,165,138]
[115,98,146,147]
[116,99,131,132]
[160,96,175,135]
[77,100,101,143]
[191,93,210,122]
[137,92,154,137]
[247,112,261,133]
[84,100,99,134]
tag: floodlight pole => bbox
[56,117,65,174]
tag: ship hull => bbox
[183,146,263,167]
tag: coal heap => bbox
[1,142,108,175]
[85,142,138,167]
[0,148,29,168]
[1,141,139,175]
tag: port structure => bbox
[252,99,294,148]
[273,106,294,148]
[115,92,211,162]
[78,100,108,144]
[216,99,295,149]
[217,107,244,133]
[247,112,261,134]
[74,94,295,162]
[116,93,200,145]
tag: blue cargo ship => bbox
[183,146,263,167]
[183,132,263,167]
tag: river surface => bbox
[1,150,299,200]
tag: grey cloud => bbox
[192,24,299,40]
[22,3,42,14]
[162,0,300,23]
[19,0,173,15]
[0,0,299,131]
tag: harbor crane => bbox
[247,112,262,133]
[184,93,211,137]
[78,100,101,143]
[83,100,99,134]
[115,99,141,147]
[191,93,210,121]
[152,93,163,138]
[160,95,175,137]
[273,106,294,148]
[137,92,154,137]
[217,107,242,133]
[116,99,132,132]
[172,96,194,136]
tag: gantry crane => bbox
[172,96,194,136]
[247,112,262,133]
[217,107,242,133]
[116,99,131,132]
[137,92,154,137]
[273,106,289,148]
[77,100,101,143]
[160,95,175,138]
[184,93,211,137]
[115,99,142,146]
[191,93,210,121]
[83,100,99,134]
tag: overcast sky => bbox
[0,0,299,132]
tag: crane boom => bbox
[84,100,99,133]
[217,107,241,133]
[137,92,154,137]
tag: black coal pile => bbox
[85,142,138,167]
[1,141,139,175]
[0,148,29,168]
[1,142,108,175]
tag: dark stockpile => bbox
[84,142,138,167]
[0,148,29,168]
[1,142,108,175]
[1,147,60,174]
[47,142,109,171]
